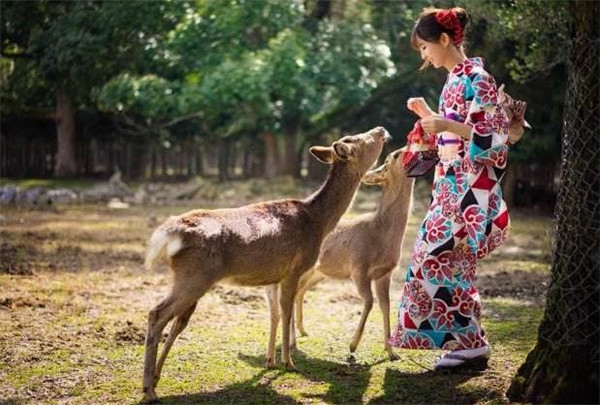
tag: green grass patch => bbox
[0,204,551,404]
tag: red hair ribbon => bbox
[435,10,463,45]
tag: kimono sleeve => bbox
[464,72,509,169]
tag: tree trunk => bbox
[507,2,599,403]
[196,146,204,177]
[263,131,279,179]
[55,86,77,177]
[502,163,517,210]
[218,139,230,182]
[282,118,301,177]
[150,144,157,179]
[161,148,168,176]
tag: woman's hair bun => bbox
[451,7,469,29]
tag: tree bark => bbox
[196,146,204,177]
[54,86,78,177]
[502,163,517,210]
[218,139,230,182]
[282,118,301,177]
[263,131,279,179]
[507,2,599,403]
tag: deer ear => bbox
[362,166,385,186]
[332,141,352,161]
[498,84,506,103]
[309,146,334,164]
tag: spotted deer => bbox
[142,127,390,402]
[266,148,414,361]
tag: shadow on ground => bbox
[150,350,495,405]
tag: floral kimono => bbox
[390,57,510,351]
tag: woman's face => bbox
[416,36,448,68]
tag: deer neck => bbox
[375,178,415,230]
[306,162,362,236]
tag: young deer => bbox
[279,148,414,361]
[142,127,390,402]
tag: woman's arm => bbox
[420,116,471,139]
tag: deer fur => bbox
[141,127,390,402]
[269,148,414,361]
[498,84,531,145]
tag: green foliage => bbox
[491,0,569,82]
[1,0,569,170]
[1,0,185,104]
[96,74,182,119]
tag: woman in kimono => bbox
[389,7,510,370]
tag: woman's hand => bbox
[420,115,450,134]
[407,97,434,118]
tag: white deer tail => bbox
[144,229,183,271]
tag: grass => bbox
[0,198,552,404]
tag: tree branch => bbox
[160,111,203,127]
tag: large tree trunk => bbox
[502,163,517,209]
[282,118,301,177]
[263,131,279,179]
[54,86,77,177]
[217,139,231,182]
[507,2,599,403]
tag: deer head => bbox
[498,84,531,145]
[310,126,392,173]
[362,147,409,186]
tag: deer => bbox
[266,147,414,362]
[141,127,391,402]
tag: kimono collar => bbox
[449,57,485,76]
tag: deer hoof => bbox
[283,361,297,372]
[265,358,277,369]
[142,388,159,403]
[346,354,357,364]
[299,329,308,337]
[387,351,400,361]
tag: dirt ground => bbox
[0,197,552,405]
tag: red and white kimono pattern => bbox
[390,57,510,350]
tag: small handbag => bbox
[402,121,439,177]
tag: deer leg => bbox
[279,276,300,370]
[264,284,280,368]
[143,274,214,402]
[143,294,186,401]
[154,302,198,382]
[375,273,398,360]
[295,270,326,337]
[290,304,297,350]
[349,270,373,354]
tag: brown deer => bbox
[270,148,414,361]
[142,127,390,402]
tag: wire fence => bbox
[538,34,599,360]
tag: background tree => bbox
[507,1,599,402]
[1,0,183,177]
